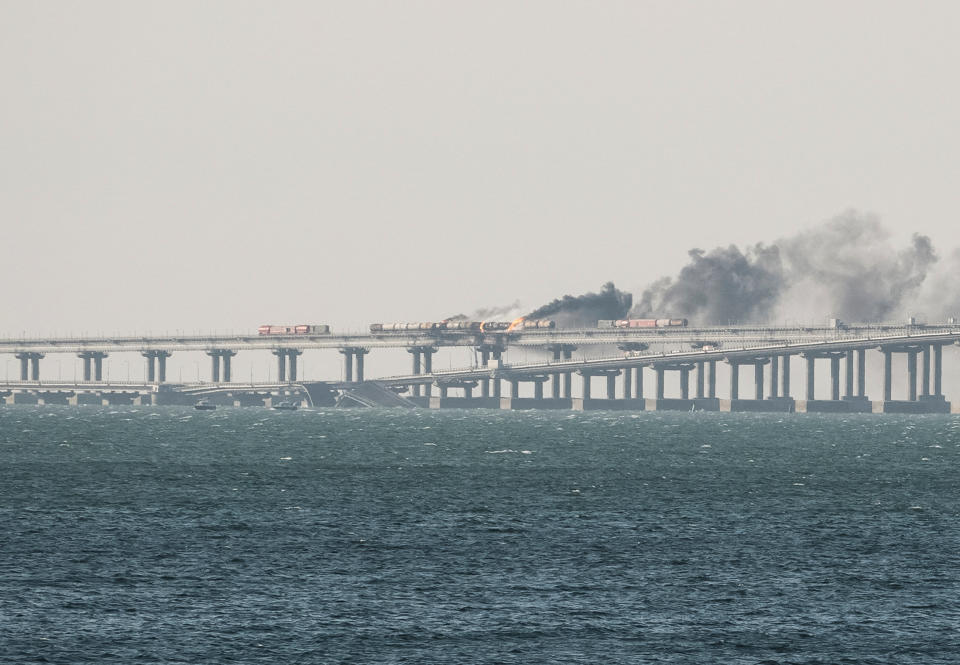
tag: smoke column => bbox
[526,282,632,327]
[633,211,943,324]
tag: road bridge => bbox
[2,324,959,413]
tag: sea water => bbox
[2,406,960,664]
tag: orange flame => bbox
[506,317,525,332]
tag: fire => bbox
[506,317,525,332]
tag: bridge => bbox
[1,323,958,413]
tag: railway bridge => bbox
[1,324,959,413]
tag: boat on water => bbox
[194,400,216,411]
[272,401,298,411]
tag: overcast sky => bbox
[2,1,959,336]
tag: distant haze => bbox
[2,1,960,335]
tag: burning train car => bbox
[258,324,331,335]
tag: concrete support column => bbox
[493,378,502,399]
[883,351,892,401]
[582,374,592,401]
[655,367,665,400]
[754,363,764,400]
[635,366,644,399]
[769,356,779,399]
[922,346,931,397]
[844,350,854,398]
[623,367,632,400]
[210,354,220,383]
[274,350,287,383]
[158,352,172,383]
[30,356,41,381]
[606,373,616,400]
[563,347,574,400]
[907,351,918,401]
[143,353,157,383]
[464,385,473,399]
[423,351,433,398]
[708,361,717,398]
[287,350,301,382]
[81,356,92,382]
[830,356,840,401]
[934,344,943,397]
[341,349,354,383]
[552,373,561,399]
[409,349,422,397]
[534,381,544,400]
[806,356,815,401]
[729,362,739,400]
[439,385,448,399]
[19,356,29,381]
[680,368,690,400]
[781,355,791,397]
[857,349,866,397]
[696,362,705,399]
[509,380,519,399]
[355,349,368,383]
[480,350,490,398]
[93,354,105,382]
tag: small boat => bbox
[272,401,298,411]
[194,400,216,411]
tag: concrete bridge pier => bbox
[340,347,370,383]
[721,357,787,412]
[15,353,43,381]
[795,351,862,413]
[646,363,707,411]
[206,350,234,383]
[142,350,173,384]
[572,369,637,410]
[407,348,422,397]
[874,344,949,413]
[78,351,109,382]
[841,348,870,408]
[272,349,302,383]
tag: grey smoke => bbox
[634,211,939,324]
[527,282,633,327]
[447,301,523,321]
[632,244,783,324]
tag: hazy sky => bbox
[3,1,960,336]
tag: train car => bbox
[480,321,511,331]
[258,324,330,335]
[518,319,556,329]
[369,322,442,333]
[444,320,483,331]
[609,318,688,329]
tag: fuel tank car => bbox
[369,322,441,333]
[444,321,483,331]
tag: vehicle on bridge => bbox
[368,319,556,334]
[598,318,689,328]
[258,324,331,335]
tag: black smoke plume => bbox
[632,244,783,324]
[527,282,632,327]
[633,211,939,324]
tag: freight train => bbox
[369,319,556,333]
[258,324,331,335]
[597,318,688,328]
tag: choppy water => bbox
[3,407,960,663]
